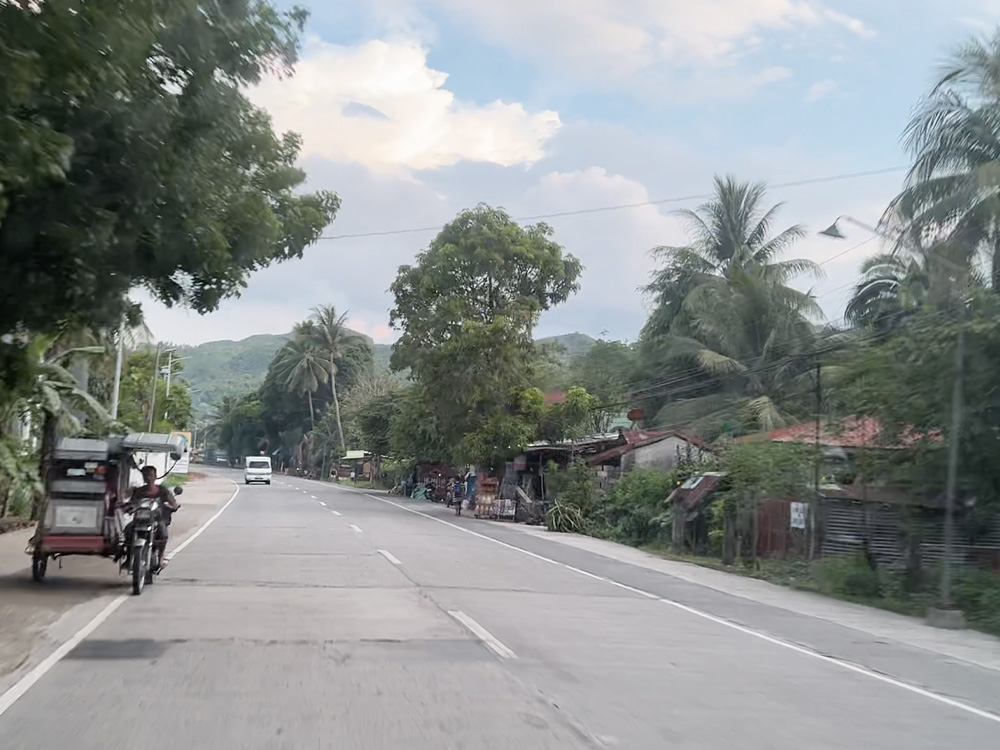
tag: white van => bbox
[244,456,272,485]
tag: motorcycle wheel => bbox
[132,542,147,595]
[32,553,47,582]
[146,548,157,585]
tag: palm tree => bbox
[639,176,822,435]
[653,175,815,292]
[274,335,327,429]
[846,240,979,328]
[884,31,1000,286]
[845,254,930,329]
[306,305,357,453]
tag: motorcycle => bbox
[121,487,181,596]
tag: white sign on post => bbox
[790,502,807,530]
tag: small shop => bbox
[339,450,373,480]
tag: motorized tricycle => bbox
[28,432,186,595]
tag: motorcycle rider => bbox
[125,465,179,569]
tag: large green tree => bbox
[638,176,821,436]
[564,340,636,432]
[0,0,338,336]
[389,206,582,465]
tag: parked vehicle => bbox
[244,456,272,485]
[28,432,185,595]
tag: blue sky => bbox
[142,0,1000,345]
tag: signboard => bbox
[790,502,807,530]
[170,431,191,474]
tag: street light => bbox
[818,215,882,240]
[820,215,968,629]
[163,352,190,398]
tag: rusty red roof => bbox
[734,417,936,450]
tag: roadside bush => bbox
[544,460,597,516]
[594,467,675,546]
[815,554,881,599]
[956,570,1000,637]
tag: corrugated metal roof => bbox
[735,417,938,450]
[667,472,726,510]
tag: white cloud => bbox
[804,79,838,102]
[137,125,904,348]
[516,167,684,341]
[409,0,871,84]
[248,38,561,172]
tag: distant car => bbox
[215,455,228,464]
[244,456,272,485]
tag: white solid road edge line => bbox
[367,491,1000,725]
[0,479,242,719]
[377,549,402,565]
[449,610,516,659]
[656,596,1000,725]
[563,564,605,582]
[0,596,127,717]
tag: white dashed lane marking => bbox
[377,549,402,565]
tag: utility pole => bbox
[928,299,968,629]
[110,322,124,420]
[147,343,162,431]
[942,325,965,607]
[165,350,174,398]
[810,357,822,560]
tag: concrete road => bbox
[0,473,236,686]
[1,469,998,749]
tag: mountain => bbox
[536,332,598,359]
[170,334,290,419]
[175,331,599,419]
[373,343,393,373]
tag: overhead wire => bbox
[591,305,966,414]
[318,166,908,241]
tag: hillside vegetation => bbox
[176,331,597,418]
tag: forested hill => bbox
[174,331,597,418]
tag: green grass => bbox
[163,471,205,488]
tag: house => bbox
[511,428,714,502]
[588,429,711,472]
[735,418,1000,568]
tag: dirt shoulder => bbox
[0,474,237,691]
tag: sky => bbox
[137,0,1000,346]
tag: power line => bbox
[593,303,959,412]
[319,166,908,241]
[817,236,879,267]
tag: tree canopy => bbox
[0,0,338,335]
[388,206,583,466]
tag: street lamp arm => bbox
[841,216,882,236]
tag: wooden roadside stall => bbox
[473,477,500,519]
